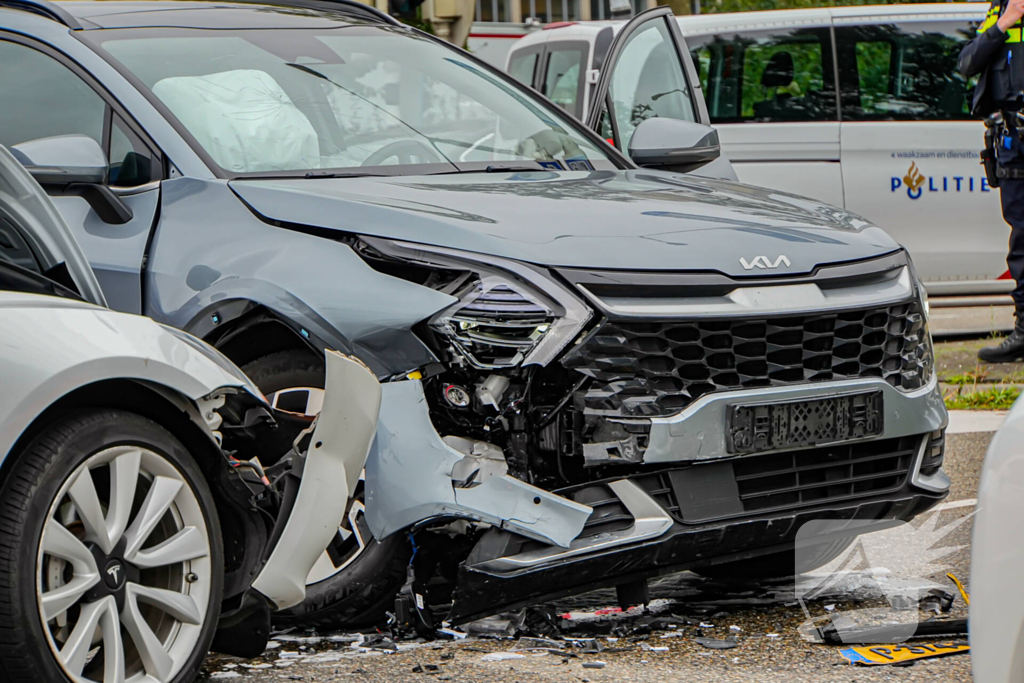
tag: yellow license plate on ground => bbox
[840,641,970,665]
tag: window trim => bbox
[508,44,545,90]
[540,39,589,119]
[0,31,165,187]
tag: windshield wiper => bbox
[304,171,388,179]
[432,163,550,175]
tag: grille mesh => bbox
[563,302,931,418]
[566,435,924,531]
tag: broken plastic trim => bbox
[476,480,673,573]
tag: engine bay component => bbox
[443,384,471,408]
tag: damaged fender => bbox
[251,350,382,609]
[365,380,591,549]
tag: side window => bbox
[0,40,158,187]
[834,21,979,121]
[608,19,696,151]
[688,27,836,123]
[109,115,157,186]
[508,50,539,87]
[541,43,587,118]
[0,217,42,274]
[0,41,105,150]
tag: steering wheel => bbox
[361,140,445,167]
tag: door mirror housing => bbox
[11,135,108,185]
[627,118,721,173]
[11,135,132,225]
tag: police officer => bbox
[961,0,1024,361]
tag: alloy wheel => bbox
[37,445,212,683]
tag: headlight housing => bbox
[358,237,592,369]
[897,254,934,392]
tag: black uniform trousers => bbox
[997,131,1024,306]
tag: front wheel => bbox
[0,410,224,683]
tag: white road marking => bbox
[934,498,978,512]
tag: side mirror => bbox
[11,135,132,225]
[627,118,721,173]
[11,135,107,185]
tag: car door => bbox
[833,11,1002,293]
[584,7,731,177]
[685,16,844,208]
[0,35,161,314]
[586,8,707,149]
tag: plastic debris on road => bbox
[695,636,739,650]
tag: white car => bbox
[507,4,1002,298]
[0,144,382,683]
[971,400,1024,683]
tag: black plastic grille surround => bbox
[565,434,929,533]
[563,302,931,418]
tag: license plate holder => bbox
[726,391,884,455]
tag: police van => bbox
[507,4,1005,299]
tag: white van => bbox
[507,4,1006,298]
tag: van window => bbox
[542,43,587,118]
[608,19,696,151]
[508,50,539,87]
[834,21,979,121]
[689,27,837,123]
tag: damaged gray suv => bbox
[0,0,949,629]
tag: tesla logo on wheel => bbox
[107,565,122,583]
[740,255,791,270]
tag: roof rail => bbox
[0,0,82,28]
[261,0,400,25]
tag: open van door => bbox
[584,7,735,179]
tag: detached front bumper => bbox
[252,351,382,610]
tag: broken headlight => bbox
[357,237,592,369]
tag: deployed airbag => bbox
[153,69,319,173]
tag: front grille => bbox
[729,435,918,514]
[563,302,931,418]
[566,435,922,533]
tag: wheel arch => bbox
[186,299,323,369]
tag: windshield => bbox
[93,25,616,177]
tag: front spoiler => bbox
[447,486,945,624]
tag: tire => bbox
[696,537,855,581]
[242,350,410,630]
[0,410,224,683]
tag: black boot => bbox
[979,309,1024,362]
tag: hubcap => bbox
[305,498,369,584]
[37,446,212,683]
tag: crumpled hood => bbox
[230,169,899,276]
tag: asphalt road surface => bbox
[199,427,990,683]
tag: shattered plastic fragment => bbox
[511,637,564,652]
[695,636,739,650]
[465,612,524,638]
[437,627,468,640]
[481,652,526,662]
